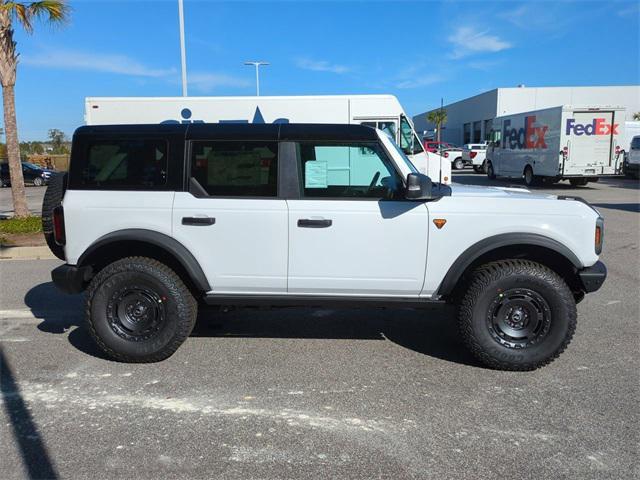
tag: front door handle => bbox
[182,216,215,226]
[297,219,332,228]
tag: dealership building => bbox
[413,85,640,146]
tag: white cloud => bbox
[295,57,350,74]
[448,27,511,59]
[396,74,444,89]
[23,48,176,78]
[188,72,250,93]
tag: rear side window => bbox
[190,141,278,197]
[78,138,168,189]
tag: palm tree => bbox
[0,1,69,217]
[634,112,640,121]
[427,108,447,144]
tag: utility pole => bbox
[244,61,269,96]
[178,0,188,96]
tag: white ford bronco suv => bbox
[44,123,606,370]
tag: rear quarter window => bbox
[70,137,170,190]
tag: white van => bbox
[85,95,451,184]
[486,106,625,186]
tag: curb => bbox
[0,245,56,260]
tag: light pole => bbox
[244,61,269,96]
[178,0,188,96]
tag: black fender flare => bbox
[77,229,211,292]
[435,233,583,296]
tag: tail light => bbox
[53,206,66,246]
[444,152,449,158]
[595,217,604,254]
[563,146,569,156]
[470,151,477,159]
[615,146,621,155]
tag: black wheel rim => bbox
[107,285,167,341]
[486,288,551,349]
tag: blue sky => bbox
[12,0,640,140]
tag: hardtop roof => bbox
[73,123,379,142]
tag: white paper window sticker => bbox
[305,161,328,188]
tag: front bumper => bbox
[578,261,607,293]
[624,161,639,174]
[51,264,93,294]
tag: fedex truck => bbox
[486,106,625,186]
[85,95,451,184]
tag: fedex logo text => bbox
[566,118,618,136]
[502,116,548,150]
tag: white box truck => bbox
[84,94,451,184]
[486,106,626,186]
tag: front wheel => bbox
[33,176,44,187]
[86,257,198,362]
[458,260,577,371]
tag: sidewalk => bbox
[0,245,56,260]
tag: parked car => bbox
[45,123,606,371]
[424,140,458,153]
[462,143,488,173]
[440,147,465,170]
[625,135,640,179]
[0,161,51,187]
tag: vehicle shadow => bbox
[24,282,482,368]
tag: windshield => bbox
[399,115,425,156]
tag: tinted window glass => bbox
[80,139,168,188]
[297,142,402,199]
[191,141,278,197]
[631,137,640,150]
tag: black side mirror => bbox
[405,172,434,200]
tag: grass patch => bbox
[0,216,43,234]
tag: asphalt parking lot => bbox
[0,184,47,218]
[1,172,639,479]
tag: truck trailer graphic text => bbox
[502,115,548,150]
[565,118,618,136]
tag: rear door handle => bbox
[297,219,332,228]
[182,216,216,226]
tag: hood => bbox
[449,183,557,200]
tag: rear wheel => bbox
[86,257,198,363]
[453,158,464,170]
[458,260,577,371]
[569,178,589,187]
[486,161,496,179]
[523,166,538,187]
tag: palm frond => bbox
[1,1,70,32]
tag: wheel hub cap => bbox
[107,285,167,341]
[487,289,552,349]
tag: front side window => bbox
[191,141,278,197]
[399,116,424,156]
[80,138,168,188]
[631,137,640,150]
[297,142,402,199]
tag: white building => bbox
[413,85,640,146]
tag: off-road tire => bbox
[486,161,496,179]
[42,172,67,260]
[458,259,577,371]
[86,257,198,363]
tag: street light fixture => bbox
[244,61,269,96]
